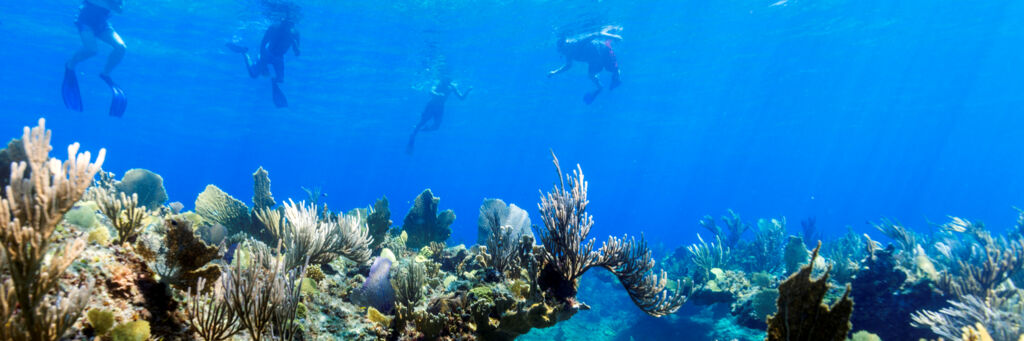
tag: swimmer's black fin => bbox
[272,81,288,108]
[225,42,249,54]
[62,67,83,112]
[583,91,599,105]
[100,75,127,117]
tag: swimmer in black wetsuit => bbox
[548,25,623,105]
[63,0,128,116]
[406,77,472,154]
[226,18,300,108]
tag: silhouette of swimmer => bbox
[63,0,128,117]
[226,17,301,108]
[548,25,623,104]
[406,77,472,154]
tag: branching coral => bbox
[751,217,786,273]
[536,152,688,317]
[94,187,146,244]
[874,218,917,251]
[391,260,427,312]
[687,234,726,279]
[402,189,455,249]
[699,209,749,249]
[277,200,373,268]
[222,245,306,341]
[766,242,853,341]
[0,118,104,341]
[186,277,241,341]
[912,294,1024,341]
[937,227,1024,299]
[484,208,533,279]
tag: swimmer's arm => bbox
[548,57,573,77]
[600,25,623,41]
[431,86,445,97]
[260,28,272,53]
[454,85,471,100]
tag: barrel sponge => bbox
[114,168,168,209]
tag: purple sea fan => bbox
[351,256,395,313]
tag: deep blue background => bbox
[2,0,1023,251]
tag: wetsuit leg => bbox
[602,41,621,90]
[584,62,604,104]
[97,30,126,76]
[67,28,99,69]
[270,59,285,83]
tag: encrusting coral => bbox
[0,118,105,341]
[402,189,455,249]
[766,241,853,341]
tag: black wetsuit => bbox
[565,36,618,75]
[75,1,113,36]
[250,22,299,82]
[418,85,454,130]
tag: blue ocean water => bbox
[2,1,1024,337]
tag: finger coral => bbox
[0,118,105,341]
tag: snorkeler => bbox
[406,77,472,154]
[548,25,623,105]
[63,0,128,117]
[226,18,301,108]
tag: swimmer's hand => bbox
[547,70,557,78]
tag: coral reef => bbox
[114,168,168,210]
[766,242,853,341]
[0,119,105,341]
[402,189,455,249]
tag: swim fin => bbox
[272,81,288,108]
[100,75,127,117]
[225,42,249,54]
[62,67,83,112]
[583,91,599,105]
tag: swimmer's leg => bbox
[584,62,603,104]
[97,30,126,76]
[67,29,99,70]
[271,59,285,83]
